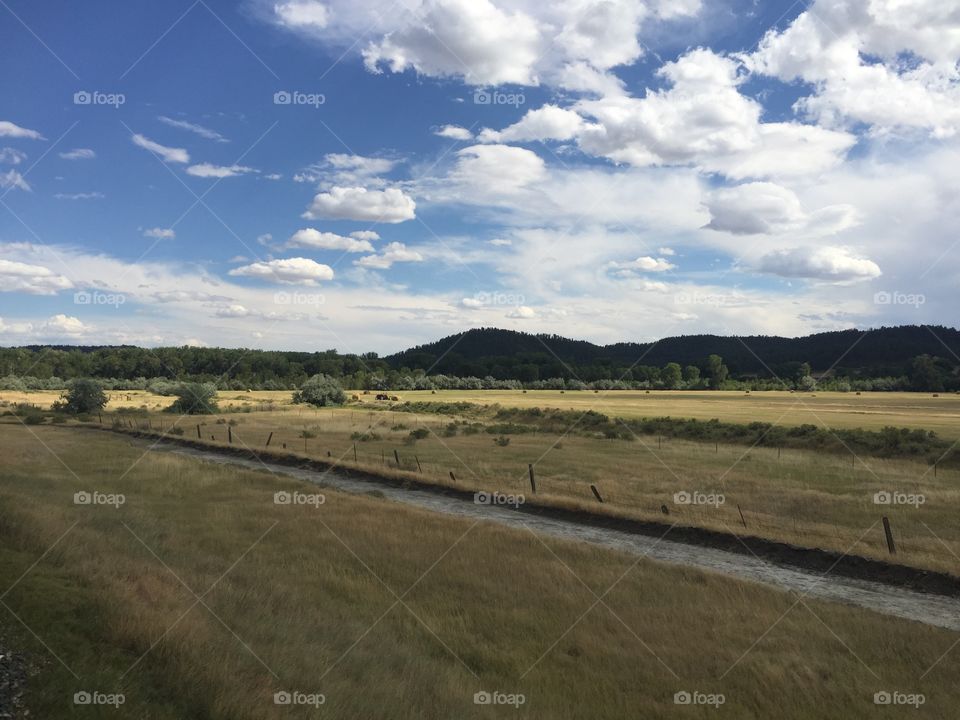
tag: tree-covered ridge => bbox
[0,325,958,391]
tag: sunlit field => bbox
[1,425,958,719]
[5,388,959,575]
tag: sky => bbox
[0,0,958,355]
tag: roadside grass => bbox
[1,424,960,718]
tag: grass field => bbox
[4,388,960,438]
[1,425,959,718]
[4,388,960,575]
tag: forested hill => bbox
[1,325,958,390]
[386,325,960,379]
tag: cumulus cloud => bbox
[272,0,329,32]
[0,259,73,294]
[757,246,881,282]
[229,257,335,285]
[607,255,676,277]
[506,305,536,318]
[43,314,87,336]
[303,186,416,223]
[435,125,474,141]
[704,182,859,236]
[448,144,546,199]
[746,0,960,137]
[478,105,584,143]
[363,0,543,85]
[0,169,30,192]
[355,242,424,269]
[131,133,190,163]
[575,48,856,179]
[0,147,27,164]
[0,121,43,140]
[350,230,380,241]
[158,116,228,142]
[287,228,375,253]
[186,163,257,178]
[59,148,95,160]
[144,227,176,239]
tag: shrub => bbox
[293,374,345,407]
[55,378,107,415]
[408,428,430,441]
[493,436,511,447]
[166,383,219,415]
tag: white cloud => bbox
[287,228,375,252]
[59,148,96,160]
[575,49,856,179]
[0,147,27,164]
[54,192,104,200]
[607,255,676,276]
[757,246,881,282]
[363,0,543,85]
[435,125,474,141]
[43,314,87,336]
[704,182,859,236]
[448,144,546,199]
[0,169,30,192]
[350,230,380,241]
[746,0,960,137]
[186,163,257,178]
[303,186,416,222]
[229,257,335,285]
[0,259,72,294]
[0,121,43,140]
[506,305,536,318]
[356,242,424,269]
[144,227,176,240]
[658,247,675,256]
[158,116,228,142]
[479,104,584,143]
[131,134,190,163]
[272,0,329,32]
[295,153,396,187]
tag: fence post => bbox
[882,516,896,555]
[737,504,747,529]
[415,455,423,473]
[528,464,537,494]
[266,432,273,447]
[228,426,232,444]
[394,449,400,467]
[449,471,456,483]
[197,424,201,439]
[590,485,603,503]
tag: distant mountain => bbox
[386,325,960,378]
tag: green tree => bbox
[682,365,701,384]
[661,362,683,389]
[56,378,107,414]
[293,374,346,407]
[910,355,945,392]
[706,355,729,389]
[166,383,219,414]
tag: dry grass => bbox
[1,424,959,719]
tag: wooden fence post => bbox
[449,471,456,483]
[394,449,400,467]
[197,424,201,439]
[354,444,357,462]
[882,516,896,555]
[737,504,747,529]
[265,432,273,447]
[590,485,604,503]
[415,455,423,473]
[228,426,232,444]
[528,464,537,494]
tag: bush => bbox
[408,428,430,441]
[493,436,511,447]
[166,383,219,415]
[293,374,345,407]
[55,378,107,415]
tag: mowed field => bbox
[1,425,959,718]
[5,388,960,575]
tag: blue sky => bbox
[1,0,958,353]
